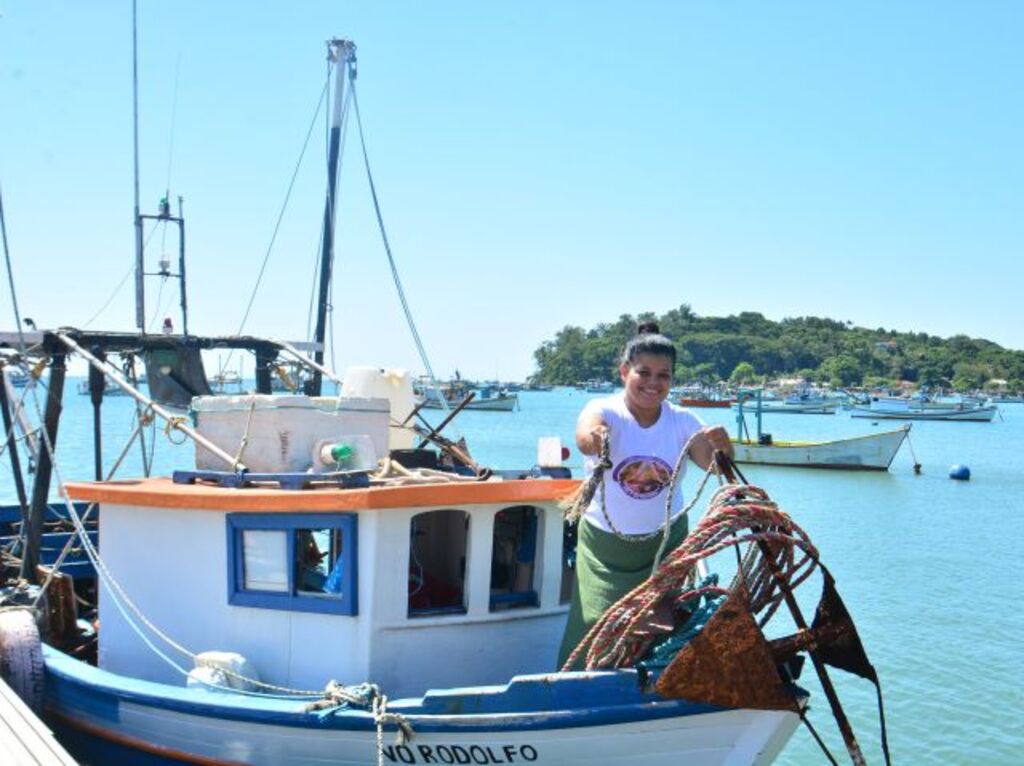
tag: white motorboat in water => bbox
[850,396,998,422]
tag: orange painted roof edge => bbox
[63,476,580,512]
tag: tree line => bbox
[531,304,1024,391]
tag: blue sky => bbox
[1,2,1021,380]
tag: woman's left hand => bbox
[700,425,734,459]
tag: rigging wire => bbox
[307,52,334,344]
[350,79,444,394]
[305,219,327,344]
[82,224,161,329]
[302,48,354,378]
[314,69,354,371]
[219,67,333,377]
[157,56,182,271]
[232,71,332,340]
[81,263,134,329]
[164,53,182,201]
[147,272,168,332]
[0,181,28,352]
[328,255,338,387]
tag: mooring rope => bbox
[563,482,819,671]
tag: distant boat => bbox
[850,396,998,422]
[582,380,615,394]
[4,367,30,388]
[210,369,244,395]
[732,390,838,415]
[989,393,1024,404]
[675,388,732,408]
[416,381,518,411]
[76,379,130,397]
[679,397,732,408]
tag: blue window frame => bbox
[226,513,358,615]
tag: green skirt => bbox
[557,515,688,670]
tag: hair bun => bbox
[637,321,660,335]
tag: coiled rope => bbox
[562,481,819,671]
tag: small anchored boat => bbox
[732,388,910,470]
[850,396,998,422]
[731,387,838,415]
[415,380,518,412]
[674,387,732,408]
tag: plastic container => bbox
[192,394,389,473]
[537,436,564,468]
[340,366,416,450]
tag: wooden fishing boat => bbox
[0,337,812,765]
[732,388,909,470]
[28,467,799,766]
[733,426,910,470]
[0,324,900,765]
[0,35,888,766]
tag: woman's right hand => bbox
[576,411,610,455]
[588,424,609,455]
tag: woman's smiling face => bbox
[620,352,673,420]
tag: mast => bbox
[131,5,189,339]
[310,39,356,396]
[132,0,145,331]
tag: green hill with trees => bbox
[531,304,1024,391]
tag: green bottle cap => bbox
[330,443,354,464]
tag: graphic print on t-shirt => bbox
[612,455,672,499]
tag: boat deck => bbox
[0,677,79,765]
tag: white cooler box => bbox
[192,394,389,474]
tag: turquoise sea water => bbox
[3,384,1022,764]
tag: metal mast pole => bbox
[177,196,189,336]
[310,38,356,396]
[132,0,145,332]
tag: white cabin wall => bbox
[366,502,569,698]
[97,503,375,690]
[96,496,571,699]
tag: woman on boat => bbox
[558,322,733,669]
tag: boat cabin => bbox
[64,390,578,699]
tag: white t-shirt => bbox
[580,394,704,535]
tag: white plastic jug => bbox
[341,366,415,450]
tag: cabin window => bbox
[489,506,540,611]
[409,510,468,617]
[241,530,289,592]
[227,513,358,615]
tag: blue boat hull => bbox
[42,647,801,765]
